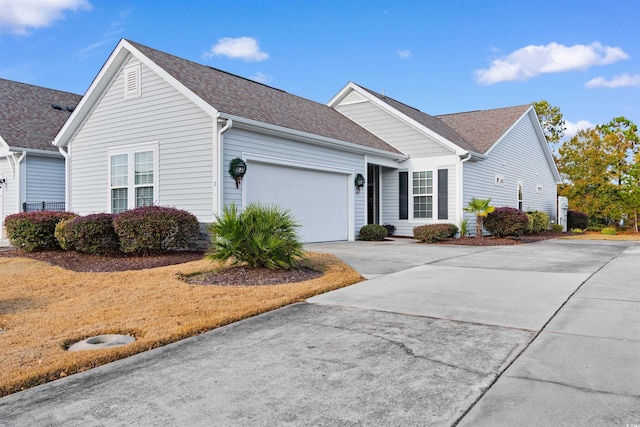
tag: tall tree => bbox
[533,100,566,151]
[557,116,639,228]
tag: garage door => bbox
[245,162,349,242]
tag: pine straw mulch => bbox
[0,251,361,397]
[434,231,562,246]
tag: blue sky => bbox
[1,0,638,140]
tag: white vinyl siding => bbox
[462,112,559,230]
[335,100,454,158]
[68,56,215,221]
[24,155,65,203]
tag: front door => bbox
[367,164,380,224]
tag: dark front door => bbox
[367,164,380,224]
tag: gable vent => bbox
[123,65,141,99]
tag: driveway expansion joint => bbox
[506,375,640,398]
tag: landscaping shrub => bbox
[601,227,617,235]
[484,207,529,237]
[113,206,200,254]
[359,224,388,241]
[413,223,458,243]
[570,228,584,233]
[551,223,564,233]
[62,213,120,255]
[459,219,470,237]
[382,224,396,236]
[526,211,550,234]
[4,211,76,252]
[207,203,304,270]
[567,210,589,230]
[54,218,75,251]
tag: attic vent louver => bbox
[51,103,63,110]
[123,64,141,99]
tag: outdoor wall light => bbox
[0,178,5,189]
[355,173,366,194]
[229,158,247,188]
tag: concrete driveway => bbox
[0,238,638,426]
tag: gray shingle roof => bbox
[0,78,81,151]
[436,105,531,154]
[358,86,531,155]
[127,40,403,155]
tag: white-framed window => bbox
[517,180,524,211]
[413,171,433,219]
[495,174,505,185]
[123,64,141,99]
[108,143,158,213]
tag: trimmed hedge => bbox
[4,211,77,252]
[61,213,120,255]
[551,223,564,233]
[567,210,589,230]
[113,206,200,254]
[601,227,617,235]
[484,207,529,237]
[413,223,458,243]
[526,211,550,234]
[359,224,388,241]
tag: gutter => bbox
[58,146,71,212]
[216,116,233,214]
[15,151,26,213]
[9,147,64,158]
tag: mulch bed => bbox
[182,266,323,286]
[435,232,560,246]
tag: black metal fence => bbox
[22,202,66,212]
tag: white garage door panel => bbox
[245,162,348,242]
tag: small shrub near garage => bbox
[62,213,120,255]
[54,218,76,251]
[208,203,304,270]
[526,211,550,234]
[113,206,200,255]
[551,223,563,233]
[484,207,529,237]
[4,211,77,252]
[567,210,589,230]
[601,227,617,235]
[359,224,388,241]
[382,224,396,236]
[413,223,458,243]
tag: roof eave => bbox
[218,112,408,161]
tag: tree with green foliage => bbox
[557,116,639,228]
[533,99,566,152]
[620,159,640,233]
[463,198,495,238]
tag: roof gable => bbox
[0,79,81,151]
[436,105,531,154]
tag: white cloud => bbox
[250,72,272,84]
[585,73,640,88]
[475,42,629,85]
[78,8,129,57]
[0,0,91,35]
[203,37,269,62]
[397,49,411,58]
[564,119,595,140]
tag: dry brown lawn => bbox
[0,252,362,397]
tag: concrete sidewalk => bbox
[0,238,638,425]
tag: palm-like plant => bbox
[463,198,495,238]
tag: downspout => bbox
[15,151,26,213]
[58,146,71,212]
[216,117,233,214]
[458,152,472,225]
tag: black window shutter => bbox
[438,169,448,220]
[399,171,408,220]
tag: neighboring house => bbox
[53,39,406,242]
[53,39,560,242]
[0,79,81,238]
[328,83,561,236]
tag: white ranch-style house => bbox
[52,39,561,242]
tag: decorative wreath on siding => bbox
[229,158,247,188]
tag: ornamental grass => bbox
[0,252,362,397]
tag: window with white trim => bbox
[413,171,433,219]
[123,64,141,99]
[109,144,157,213]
